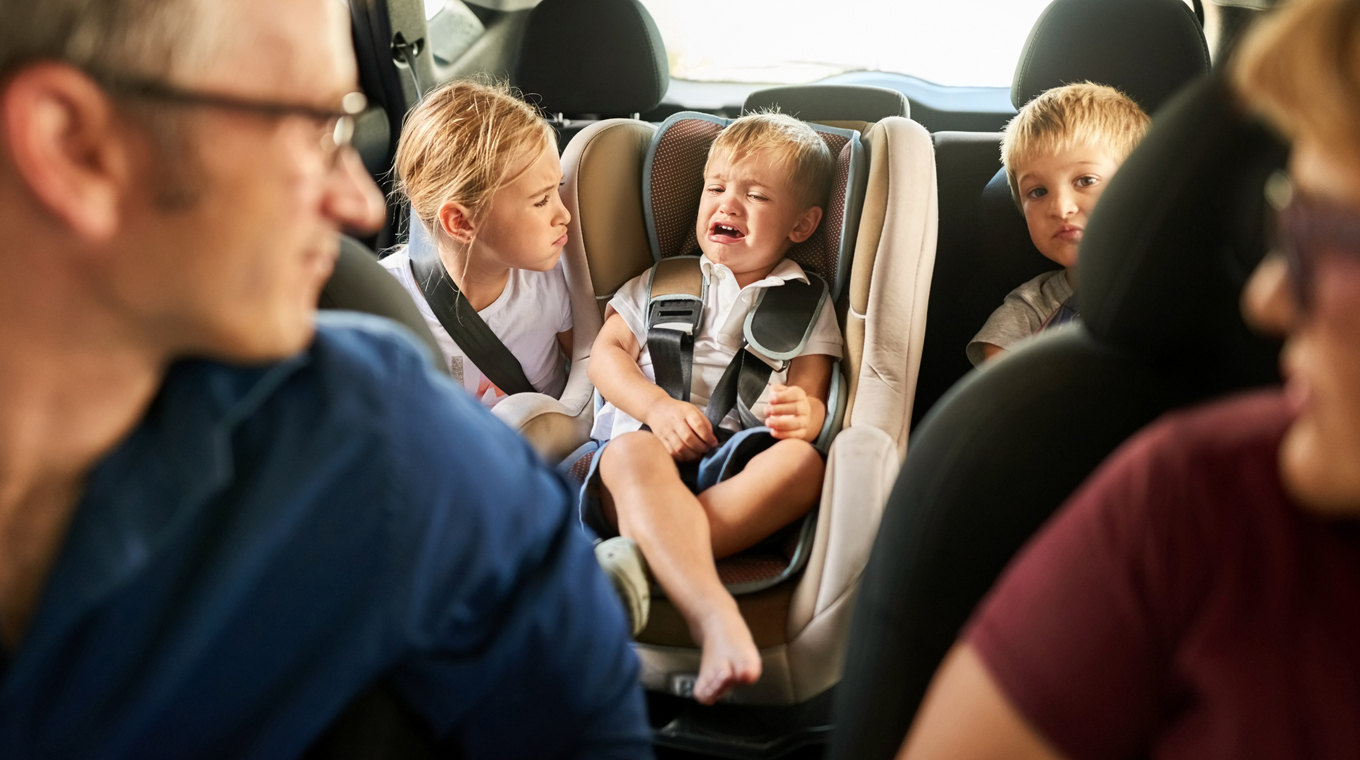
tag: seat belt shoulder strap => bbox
[406,219,537,397]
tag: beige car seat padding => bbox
[636,580,796,649]
[569,120,655,308]
[841,118,938,455]
[648,256,705,299]
[633,426,901,705]
[789,426,900,635]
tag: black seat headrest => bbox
[1078,74,1286,391]
[1013,0,1210,112]
[743,85,909,123]
[516,0,669,117]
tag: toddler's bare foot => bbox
[692,606,761,705]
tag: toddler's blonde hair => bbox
[708,112,835,209]
[1002,82,1150,202]
[1233,0,1360,166]
[396,80,555,236]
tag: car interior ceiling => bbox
[321,0,1281,757]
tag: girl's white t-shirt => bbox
[380,247,573,408]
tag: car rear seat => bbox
[911,0,1211,428]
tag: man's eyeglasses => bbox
[87,69,367,168]
[1269,171,1360,310]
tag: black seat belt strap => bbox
[704,346,775,432]
[706,273,829,430]
[406,219,537,396]
[648,328,693,402]
[645,256,706,402]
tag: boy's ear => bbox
[436,201,477,244]
[788,206,823,244]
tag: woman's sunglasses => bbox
[1269,171,1360,310]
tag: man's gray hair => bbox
[0,0,215,79]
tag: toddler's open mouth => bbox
[708,222,746,243]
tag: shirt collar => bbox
[698,254,810,290]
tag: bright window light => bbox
[639,0,1057,87]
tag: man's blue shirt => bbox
[0,313,651,759]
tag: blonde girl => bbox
[381,80,573,407]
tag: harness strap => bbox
[645,258,828,431]
[406,219,537,396]
[647,328,693,402]
[703,346,774,432]
[645,257,705,402]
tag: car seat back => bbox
[744,84,910,134]
[830,75,1286,760]
[912,0,1210,427]
[318,236,446,374]
[558,103,936,705]
[516,0,670,149]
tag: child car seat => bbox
[829,75,1286,760]
[513,92,935,716]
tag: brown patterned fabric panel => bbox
[566,449,596,484]
[649,118,851,288]
[649,119,722,261]
[716,553,792,586]
[787,135,849,281]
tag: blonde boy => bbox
[967,83,1150,366]
[584,114,842,705]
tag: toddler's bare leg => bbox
[698,438,825,559]
[598,431,761,705]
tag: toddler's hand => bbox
[765,384,816,441]
[645,398,719,461]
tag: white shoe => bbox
[595,537,651,637]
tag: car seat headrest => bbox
[743,85,909,123]
[516,0,669,117]
[1078,75,1286,391]
[640,112,867,301]
[1012,0,1209,112]
[977,165,1056,291]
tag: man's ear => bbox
[2,64,131,243]
[436,201,477,244]
[788,205,824,244]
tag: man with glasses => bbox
[0,1,649,758]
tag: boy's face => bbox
[1015,144,1123,271]
[695,148,822,280]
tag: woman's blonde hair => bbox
[1002,82,1151,201]
[395,80,555,235]
[1234,0,1360,164]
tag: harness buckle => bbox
[646,296,704,336]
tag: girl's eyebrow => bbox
[529,182,557,197]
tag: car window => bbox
[640,0,1065,87]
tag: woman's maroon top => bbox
[968,390,1360,760]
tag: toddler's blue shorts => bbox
[571,426,778,539]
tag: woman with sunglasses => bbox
[895,1,1360,759]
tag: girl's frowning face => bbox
[469,140,571,273]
